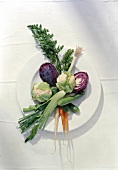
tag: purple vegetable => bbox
[39,62,58,86]
[74,71,89,93]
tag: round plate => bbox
[17,51,101,132]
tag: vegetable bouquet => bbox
[18,24,89,143]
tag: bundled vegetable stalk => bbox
[18,24,89,143]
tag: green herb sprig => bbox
[27,24,64,74]
[61,49,74,71]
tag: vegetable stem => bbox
[68,46,83,72]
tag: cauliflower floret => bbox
[56,72,76,93]
[31,82,52,102]
[57,72,67,82]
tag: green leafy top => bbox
[27,24,74,74]
[61,49,74,71]
[27,24,64,74]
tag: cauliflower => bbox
[31,82,52,102]
[56,72,76,93]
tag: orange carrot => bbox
[64,111,69,133]
[59,107,69,133]
[59,107,71,162]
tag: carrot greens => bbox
[27,24,64,74]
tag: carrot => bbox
[52,107,69,154]
[54,108,60,143]
[64,112,69,133]
[59,107,72,162]
[52,108,60,154]
[59,107,69,133]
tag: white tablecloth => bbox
[0,0,118,169]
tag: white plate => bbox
[17,51,101,132]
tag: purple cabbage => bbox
[74,71,89,93]
[39,62,58,86]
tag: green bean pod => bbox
[68,103,80,113]
[58,91,85,106]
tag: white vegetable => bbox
[56,72,76,93]
[68,46,83,72]
[31,82,52,102]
